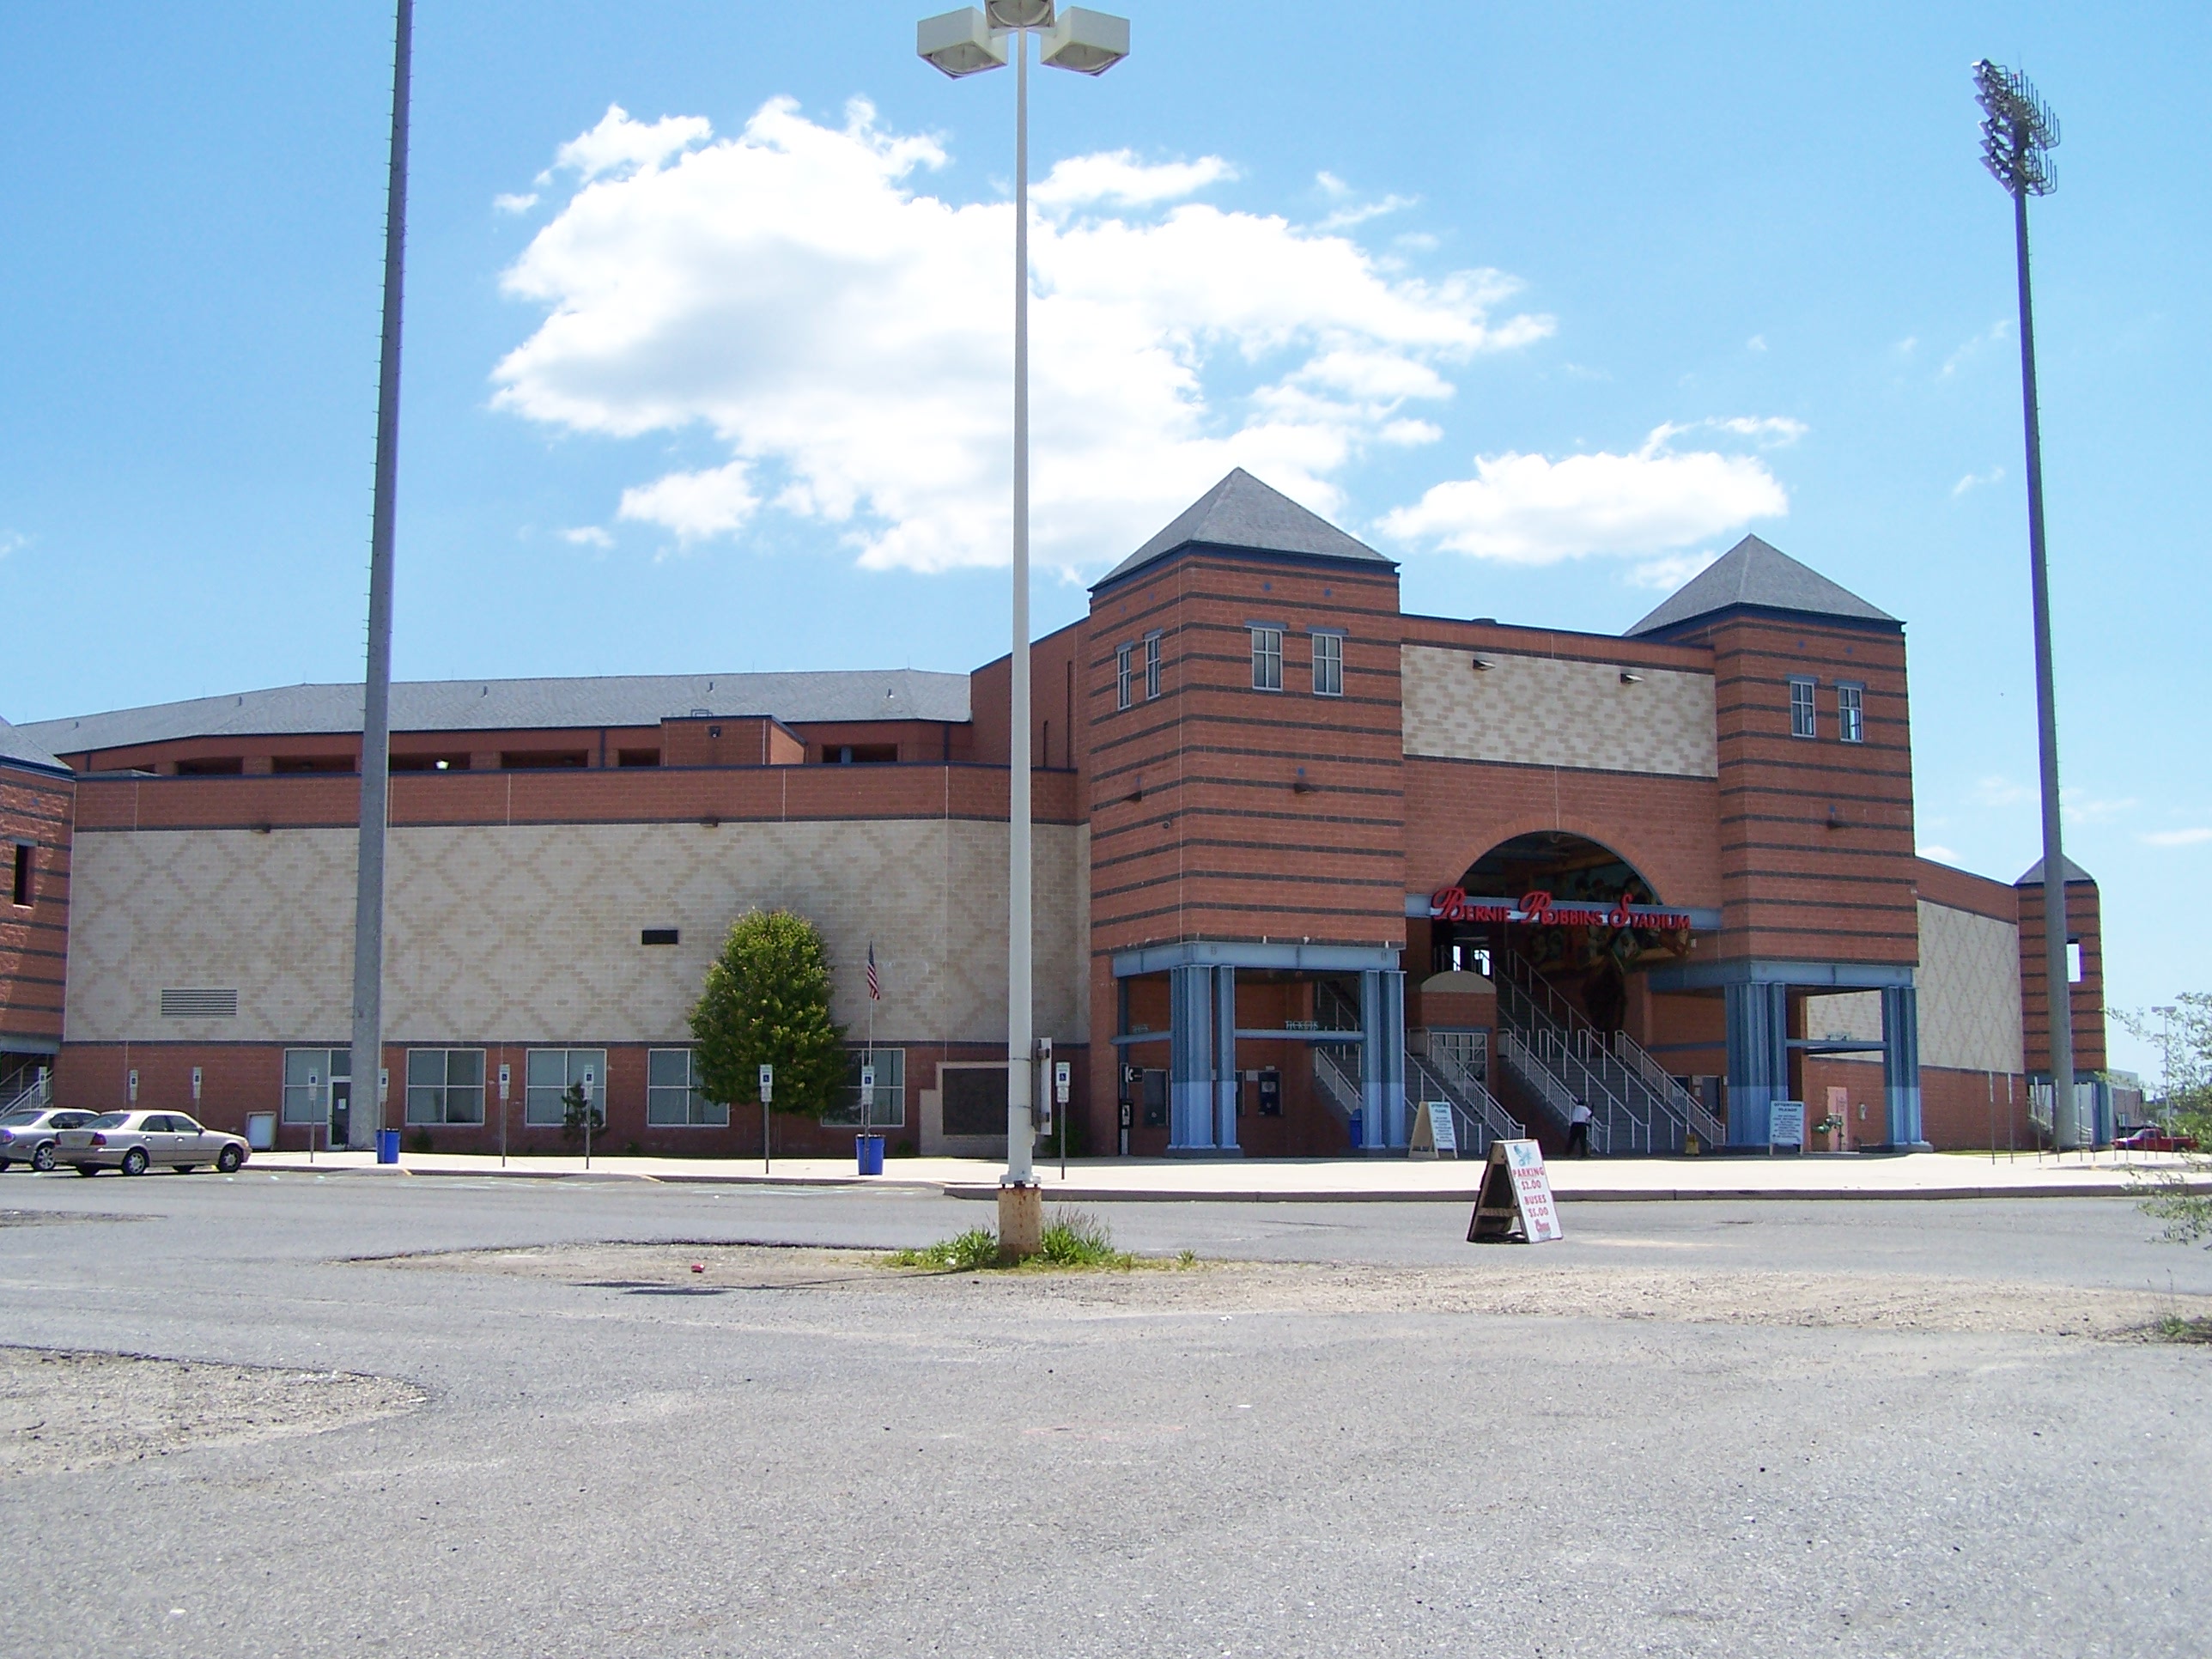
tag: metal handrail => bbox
[1311,1044,1362,1123]
[1498,1030,1612,1155]
[1495,953,1686,1152]
[1613,1031,1725,1146]
[1406,1050,1521,1158]
[0,1073,52,1115]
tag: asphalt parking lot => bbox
[3,1170,2208,1657]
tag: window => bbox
[1311,631,1344,697]
[522,1048,602,1127]
[283,1048,349,1124]
[501,750,589,770]
[1788,677,1817,739]
[175,757,243,775]
[617,748,661,768]
[1115,644,1134,710]
[10,842,30,907]
[641,927,680,946]
[1144,633,1163,700]
[1837,682,1864,744]
[2067,939,2084,984]
[1251,627,1284,691]
[409,1048,487,1126]
[821,1048,905,1128]
[940,1065,1008,1136]
[647,1048,726,1127]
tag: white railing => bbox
[1613,1031,1725,1146]
[1311,1044,1362,1124]
[1,1072,52,1115]
[1494,953,1684,1152]
[1498,1029,1611,1155]
[1407,1048,1522,1158]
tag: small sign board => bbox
[1768,1099,1806,1154]
[758,1063,775,1103]
[1467,1139,1563,1243]
[1408,1100,1458,1159]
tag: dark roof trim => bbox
[1090,538,1399,599]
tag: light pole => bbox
[919,4,1129,1248]
[1974,59,2079,1150]
[349,0,412,1152]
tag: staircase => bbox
[0,1066,52,1116]
[1406,1044,1523,1158]
[1494,953,1720,1155]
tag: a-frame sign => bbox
[1466,1139,1564,1243]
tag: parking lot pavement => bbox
[2,1174,2208,1658]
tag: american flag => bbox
[866,943,880,1001]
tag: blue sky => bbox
[2,2,2204,1074]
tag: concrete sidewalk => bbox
[239,1146,2208,1203]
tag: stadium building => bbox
[0,470,2108,1158]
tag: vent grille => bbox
[641,927,680,946]
[160,988,238,1018]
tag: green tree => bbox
[690,909,848,1119]
[2118,993,2212,1244]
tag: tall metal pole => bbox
[349,0,410,1151]
[2011,183,2078,1150]
[1976,60,2075,1150]
[1006,27,1036,1188]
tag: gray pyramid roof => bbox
[1093,469,1391,590]
[19,670,971,756]
[0,714,70,777]
[1626,534,1896,637]
[2015,854,2095,887]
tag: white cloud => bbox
[2143,827,2212,848]
[1704,416,1804,447]
[494,98,1552,572]
[1917,843,1960,864]
[1319,193,1418,232]
[0,530,24,560]
[2062,787,2136,824]
[1941,319,2011,378]
[1747,334,1767,353]
[1315,171,1352,199]
[494,191,540,215]
[554,105,713,182]
[1378,423,1790,565]
[1628,550,1721,591]
[561,526,614,548]
[1031,149,1236,210]
[1952,465,2004,497]
[1974,775,2032,807]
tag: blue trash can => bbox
[375,1129,401,1164]
[855,1133,884,1176]
[1348,1112,1364,1150]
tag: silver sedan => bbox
[0,1107,103,1172]
[53,1112,250,1176]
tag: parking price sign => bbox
[1467,1139,1564,1243]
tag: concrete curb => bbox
[240,1155,2212,1205]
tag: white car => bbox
[0,1107,104,1172]
[53,1111,250,1176]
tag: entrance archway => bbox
[1434,832,1692,1024]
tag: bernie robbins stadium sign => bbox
[1421,887,1708,931]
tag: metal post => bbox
[348,0,410,1150]
[1005,27,1036,1189]
[2012,185,2077,1148]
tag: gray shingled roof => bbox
[2015,854,2095,886]
[1626,534,1897,637]
[1093,468,1391,590]
[20,670,972,756]
[0,714,70,776]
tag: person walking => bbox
[1567,1097,1594,1158]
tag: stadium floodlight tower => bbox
[1974,58,2080,1151]
[918,3,1129,1251]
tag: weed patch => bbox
[2153,1314,2212,1346]
[879,1209,1200,1275]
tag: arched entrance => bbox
[1425,831,1717,1155]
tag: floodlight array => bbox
[1974,58,2059,197]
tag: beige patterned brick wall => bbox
[64,819,1089,1048]
[1804,900,2022,1073]
[1401,645,1717,777]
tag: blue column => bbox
[1380,969,1407,1148]
[1169,965,1215,1151]
[1359,969,1408,1150]
[1881,983,1923,1148]
[1214,967,1239,1152]
[1724,981,1789,1146]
